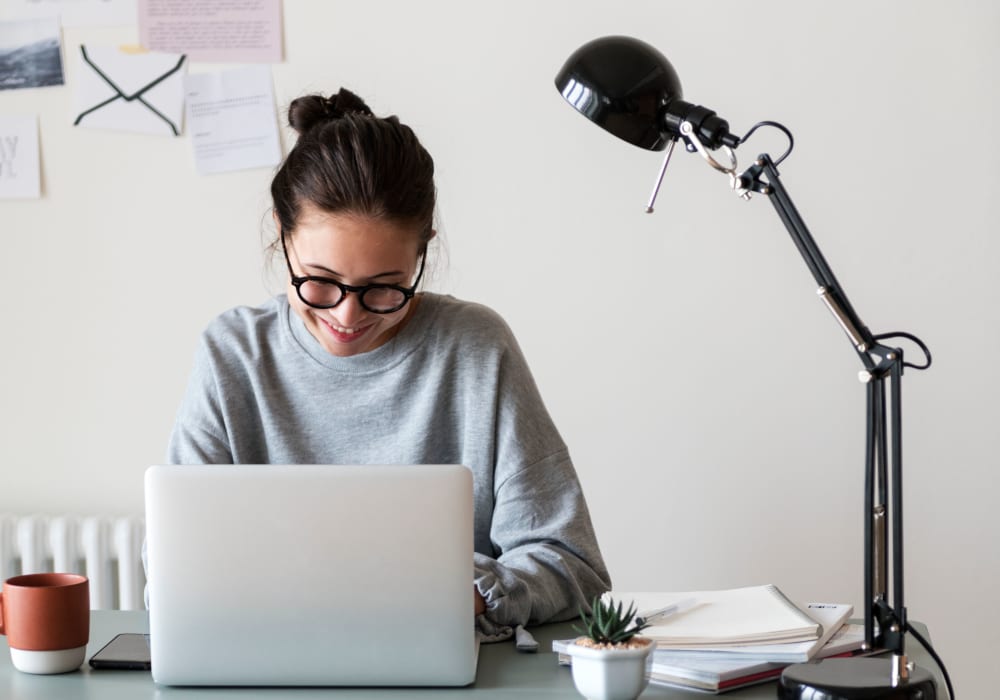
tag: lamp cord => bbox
[872,331,933,370]
[739,121,795,165]
[906,621,955,699]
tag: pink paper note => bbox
[138,0,283,63]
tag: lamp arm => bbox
[738,152,911,662]
[738,154,878,367]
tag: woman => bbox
[167,88,611,632]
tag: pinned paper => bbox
[184,65,281,175]
[8,0,138,28]
[0,17,65,91]
[138,0,282,63]
[0,115,41,199]
[71,44,186,136]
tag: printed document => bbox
[184,65,282,175]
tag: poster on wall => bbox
[0,115,41,199]
[138,0,283,63]
[0,17,64,91]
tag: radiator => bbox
[0,515,145,611]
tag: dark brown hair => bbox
[270,88,436,246]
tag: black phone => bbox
[88,633,152,670]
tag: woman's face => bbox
[283,206,426,358]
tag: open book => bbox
[608,584,819,647]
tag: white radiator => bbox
[0,515,145,611]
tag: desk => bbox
[1,611,943,699]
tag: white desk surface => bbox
[0,610,943,699]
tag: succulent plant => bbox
[575,595,650,645]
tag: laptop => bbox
[143,464,478,686]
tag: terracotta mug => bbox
[0,573,90,674]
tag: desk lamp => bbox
[555,36,950,700]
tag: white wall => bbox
[2,0,996,695]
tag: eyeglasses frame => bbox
[280,231,427,314]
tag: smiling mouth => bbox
[330,322,360,334]
[319,317,370,340]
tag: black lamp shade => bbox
[555,35,682,152]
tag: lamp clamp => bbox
[679,122,738,174]
[676,122,760,201]
[734,159,775,199]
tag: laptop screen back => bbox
[144,464,476,686]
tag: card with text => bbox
[0,115,41,199]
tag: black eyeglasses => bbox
[281,233,426,314]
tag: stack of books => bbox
[553,584,871,694]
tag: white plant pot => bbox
[564,638,655,700]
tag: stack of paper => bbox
[652,623,867,693]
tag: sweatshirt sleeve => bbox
[473,448,612,627]
[469,316,611,628]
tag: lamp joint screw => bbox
[858,371,873,383]
[887,352,896,360]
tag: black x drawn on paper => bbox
[74,46,187,136]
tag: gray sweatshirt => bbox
[167,292,611,628]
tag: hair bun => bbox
[325,88,373,119]
[288,88,373,134]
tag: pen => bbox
[634,597,698,627]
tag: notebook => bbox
[143,464,478,686]
[609,585,821,647]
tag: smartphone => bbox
[88,633,152,670]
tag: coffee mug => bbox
[0,573,90,674]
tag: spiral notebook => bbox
[607,584,820,647]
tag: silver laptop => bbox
[144,464,477,686]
